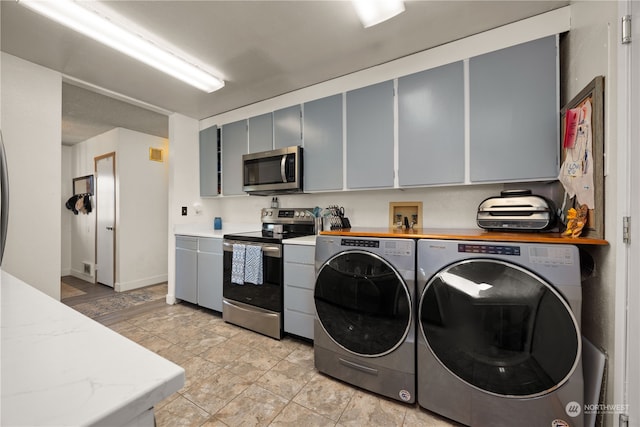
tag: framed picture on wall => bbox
[559,76,604,239]
[73,174,94,196]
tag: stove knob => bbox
[294,211,300,217]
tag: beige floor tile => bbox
[337,390,408,427]
[200,339,252,368]
[214,384,289,427]
[285,345,315,370]
[402,407,461,427]
[157,343,197,365]
[180,355,223,390]
[270,402,336,427]
[257,359,316,400]
[154,394,210,427]
[293,373,356,421]
[182,368,254,412]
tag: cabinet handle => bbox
[106,226,113,231]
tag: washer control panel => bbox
[457,243,521,256]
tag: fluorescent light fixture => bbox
[352,0,405,28]
[18,0,224,93]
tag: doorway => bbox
[95,152,116,288]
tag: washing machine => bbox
[314,235,416,403]
[417,239,584,427]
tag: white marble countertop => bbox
[1,270,185,426]
[284,235,317,246]
[174,222,258,238]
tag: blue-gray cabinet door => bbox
[469,35,559,182]
[398,62,465,186]
[248,113,273,153]
[346,81,394,189]
[274,105,302,148]
[175,236,197,304]
[303,94,343,191]
[199,125,219,197]
[197,238,223,312]
[222,119,248,195]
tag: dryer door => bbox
[315,250,412,357]
[419,259,580,397]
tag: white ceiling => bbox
[1,0,569,145]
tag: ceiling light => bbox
[352,0,405,28]
[18,0,224,93]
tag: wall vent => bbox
[149,147,164,162]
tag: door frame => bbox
[615,1,639,425]
[94,152,116,287]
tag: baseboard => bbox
[69,269,95,283]
[61,268,72,277]
[115,274,168,292]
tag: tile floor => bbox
[61,277,460,427]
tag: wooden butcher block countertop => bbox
[319,227,608,246]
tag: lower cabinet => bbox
[175,236,197,304]
[197,237,223,312]
[175,235,223,312]
[283,244,316,340]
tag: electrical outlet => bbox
[181,206,187,216]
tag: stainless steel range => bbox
[222,207,315,339]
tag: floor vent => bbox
[82,262,94,277]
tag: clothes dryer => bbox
[417,239,583,427]
[314,236,416,403]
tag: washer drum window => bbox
[419,259,581,397]
[315,251,412,357]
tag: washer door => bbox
[419,259,580,397]
[315,250,412,357]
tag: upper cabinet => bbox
[206,35,559,194]
[199,125,219,197]
[248,113,273,153]
[303,94,343,192]
[274,105,302,148]
[398,61,465,186]
[346,81,394,189]
[221,119,248,196]
[469,35,559,182]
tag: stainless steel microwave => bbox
[242,146,303,195]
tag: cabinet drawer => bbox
[284,245,315,265]
[284,308,314,340]
[199,237,222,254]
[284,263,315,290]
[176,236,197,250]
[284,285,314,313]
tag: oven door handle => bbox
[223,241,281,257]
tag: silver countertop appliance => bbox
[477,189,557,231]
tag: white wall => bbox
[67,127,168,291]
[61,145,72,276]
[561,2,620,424]
[1,53,62,299]
[166,113,208,303]
[117,128,169,291]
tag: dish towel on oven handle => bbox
[244,245,263,285]
[231,244,246,285]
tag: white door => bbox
[95,153,115,288]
